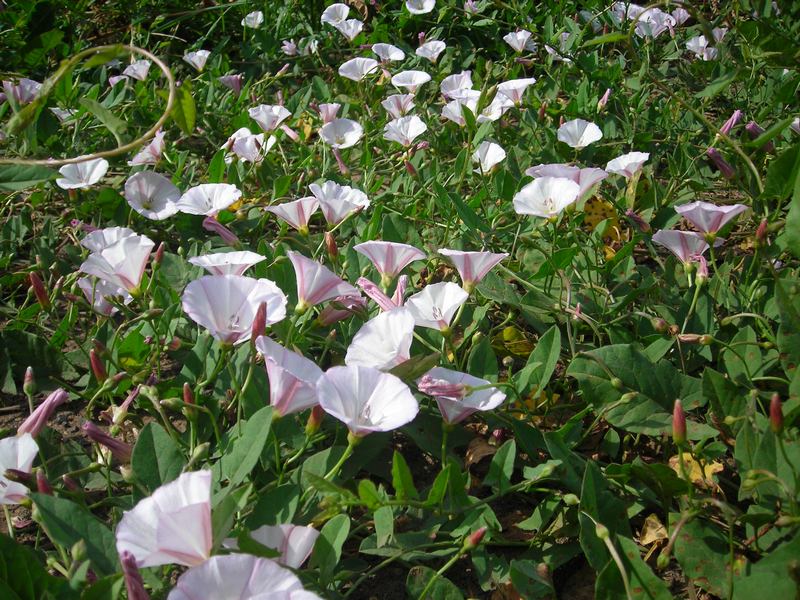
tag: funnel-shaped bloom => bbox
[116,470,212,568]
[129,130,166,166]
[418,367,506,424]
[0,433,38,505]
[81,226,136,253]
[358,277,401,312]
[248,105,291,133]
[442,95,480,127]
[476,93,514,123]
[18,389,68,437]
[83,421,133,463]
[309,181,369,225]
[391,70,431,93]
[438,249,507,291]
[605,152,650,178]
[80,233,155,293]
[406,0,435,13]
[255,336,323,416]
[225,524,320,568]
[56,158,108,190]
[317,294,367,326]
[320,118,363,149]
[176,184,242,216]
[525,164,608,200]
[472,141,506,174]
[188,251,266,276]
[182,276,287,344]
[557,119,602,149]
[77,276,132,316]
[219,74,244,95]
[384,115,427,146]
[416,41,446,63]
[266,197,320,232]
[497,78,536,104]
[373,43,405,62]
[345,307,415,371]
[183,50,211,71]
[2,78,41,104]
[382,94,416,119]
[440,71,473,99]
[317,365,419,436]
[123,60,151,81]
[651,230,711,265]
[513,176,581,218]
[338,57,379,82]
[405,282,468,331]
[124,172,180,221]
[321,3,349,25]
[318,103,341,124]
[503,30,536,53]
[334,19,364,41]
[634,9,675,39]
[242,11,264,28]
[674,201,747,235]
[222,128,276,164]
[167,554,321,600]
[354,241,426,281]
[686,35,718,61]
[288,251,359,311]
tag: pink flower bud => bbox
[770,393,783,434]
[89,349,107,383]
[305,405,325,436]
[62,475,81,492]
[183,382,195,406]
[153,242,165,265]
[251,301,267,343]
[23,366,35,397]
[463,526,487,550]
[706,148,736,179]
[672,399,686,445]
[597,88,611,111]
[36,471,53,495]
[29,272,49,308]
[324,232,338,258]
[756,218,769,247]
[202,216,240,246]
[82,421,133,463]
[624,209,651,233]
[18,388,68,437]
[745,121,774,152]
[695,256,708,286]
[120,550,150,600]
[417,374,468,399]
[280,124,299,141]
[418,31,426,45]
[719,110,743,136]
[405,159,417,177]
[332,147,349,176]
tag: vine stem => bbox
[1,44,176,166]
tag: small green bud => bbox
[562,493,580,506]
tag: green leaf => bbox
[0,165,56,192]
[389,352,441,382]
[31,493,118,576]
[595,535,672,600]
[484,439,515,493]
[392,450,419,500]
[374,505,394,548]
[207,150,226,183]
[358,479,382,509]
[733,532,800,599]
[673,516,743,597]
[131,422,185,494]
[211,483,253,550]
[516,324,561,394]
[695,69,739,99]
[0,535,79,599]
[83,46,127,69]
[581,32,627,47]
[406,566,465,600]
[433,181,490,233]
[162,82,196,135]
[426,464,451,507]
[219,405,273,486]
[311,514,350,584]
[79,98,127,146]
[467,336,499,380]
[246,484,300,528]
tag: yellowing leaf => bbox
[492,326,534,357]
[639,513,668,546]
[669,452,723,489]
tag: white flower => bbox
[382,94,416,119]
[373,43,406,62]
[338,57,379,82]
[513,176,581,218]
[497,78,536,104]
[77,277,132,316]
[176,184,242,216]
[183,50,211,72]
[319,118,363,149]
[441,93,480,127]
[345,307,415,371]
[557,118,603,149]
[79,233,155,293]
[503,30,536,53]
[0,434,38,505]
[187,251,266,277]
[440,71,473,99]
[472,141,506,174]
[477,93,514,123]
[56,159,109,190]
[544,32,574,63]
[605,152,650,178]
[383,115,427,146]
[242,11,264,28]
[309,181,370,224]
[124,172,180,221]
[391,70,432,93]
[405,282,469,331]
[123,60,151,81]
[128,130,166,166]
[686,35,718,61]
[416,41,446,63]
[50,107,76,123]
[248,104,291,132]
[334,19,364,41]
[80,227,137,253]
[321,3,349,26]
[281,39,298,56]
[405,0,436,14]
[525,164,608,200]
[418,367,506,424]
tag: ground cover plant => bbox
[1,0,799,597]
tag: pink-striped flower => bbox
[77,277,133,316]
[255,337,323,417]
[525,164,608,200]
[82,421,133,463]
[651,230,711,265]
[128,129,166,166]
[18,388,68,437]
[0,433,38,505]
[675,201,747,235]
[354,241,426,286]
[187,251,266,276]
[357,277,401,311]
[381,94,416,119]
[79,233,155,293]
[116,471,212,568]
[345,307,415,371]
[309,181,369,225]
[177,184,242,217]
[438,249,508,292]
[224,524,320,568]
[418,367,506,424]
[218,73,244,95]
[266,197,320,233]
[317,294,367,326]
[288,251,359,313]
[405,282,468,331]
[318,103,341,124]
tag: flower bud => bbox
[770,393,783,434]
[305,405,326,437]
[562,493,580,506]
[597,88,611,112]
[187,442,210,469]
[656,551,670,569]
[153,242,165,266]
[745,121,774,152]
[718,110,743,136]
[404,159,417,177]
[324,231,338,259]
[652,318,668,333]
[18,388,68,437]
[121,550,150,600]
[677,333,702,344]
[610,377,624,390]
[82,421,132,463]
[36,470,53,495]
[624,208,651,233]
[672,399,686,445]
[4,468,33,485]
[538,102,547,121]
[29,272,49,308]
[699,335,714,346]
[756,218,769,247]
[89,349,107,383]
[463,526,487,550]
[23,366,35,397]
[706,148,736,179]
[62,475,81,492]
[202,216,240,246]
[595,523,609,540]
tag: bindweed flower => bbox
[651,230,711,265]
[686,35,718,61]
[440,71,473,99]
[167,554,322,600]
[405,282,469,331]
[633,8,675,39]
[317,294,367,326]
[242,10,264,28]
[472,141,506,174]
[109,75,129,87]
[77,277,133,315]
[222,128,276,164]
[357,277,401,311]
[545,32,574,63]
[187,251,267,276]
[605,152,650,178]
[18,389,67,437]
[373,43,406,62]
[745,121,774,152]
[464,0,479,13]
[790,118,800,136]
[288,251,359,312]
[309,180,369,225]
[354,240,426,284]
[123,60,151,81]
[182,275,287,345]
[503,30,536,53]
[706,148,736,179]
[116,470,212,568]
[82,421,132,463]
[281,39,298,56]
[438,249,508,292]
[674,201,748,236]
[248,104,291,133]
[318,103,341,124]
[338,57,379,82]
[224,524,320,568]
[770,394,783,434]
[124,172,180,221]
[441,94,480,127]
[496,78,536,105]
[416,41,446,63]
[218,73,244,95]
[391,70,432,94]
[183,50,211,71]
[317,365,419,436]
[477,93,514,123]
[29,272,49,308]
[2,78,41,104]
[56,158,108,190]
[345,307,415,371]
[128,130,166,166]
[384,115,427,147]
[0,433,38,505]
[120,551,150,600]
[513,176,581,218]
[266,197,320,233]
[382,94,416,119]
[320,118,364,149]
[255,337,324,417]
[79,233,155,294]
[81,227,136,252]
[334,19,364,41]
[525,164,608,200]
[418,367,506,424]
[321,3,349,26]
[597,88,611,111]
[406,0,435,14]
[557,118,603,149]
[176,183,242,216]
[202,216,240,246]
[719,110,743,136]
[23,367,35,397]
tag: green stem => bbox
[416,549,463,600]
[324,433,360,480]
